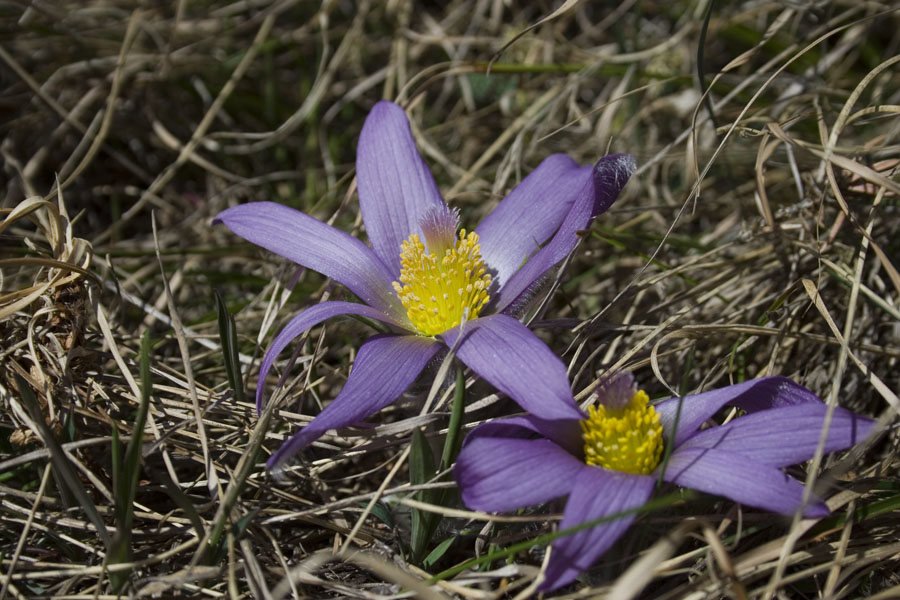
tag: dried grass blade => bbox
[192,387,277,564]
[92,13,276,245]
[0,464,51,600]
[0,197,60,236]
[88,286,183,487]
[608,521,697,600]
[152,214,219,497]
[488,0,582,68]
[50,10,141,198]
[801,279,900,414]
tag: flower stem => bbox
[440,366,466,472]
[409,365,466,565]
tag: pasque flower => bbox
[454,373,874,591]
[214,101,635,469]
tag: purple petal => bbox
[655,376,823,447]
[440,314,584,422]
[357,101,446,275]
[494,154,635,314]
[475,155,592,289]
[460,415,583,456]
[267,334,442,470]
[459,415,545,443]
[542,467,654,591]
[215,202,405,318]
[455,435,582,513]
[678,404,874,467]
[662,447,828,518]
[255,301,404,413]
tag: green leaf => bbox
[109,330,153,591]
[231,509,258,539]
[159,476,206,540]
[808,491,900,536]
[214,289,245,404]
[363,501,395,529]
[409,428,439,563]
[13,374,111,550]
[423,536,455,569]
[428,489,694,585]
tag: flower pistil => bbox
[581,389,663,475]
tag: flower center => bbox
[392,228,492,336]
[581,389,663,475]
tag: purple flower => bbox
[454,373,874,591]
[214,101,635,469]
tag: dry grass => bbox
[1,1,898,598]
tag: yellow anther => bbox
[581,390,663,475]
[392,229,492,336]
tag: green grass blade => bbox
[110,421,122,515]
[200,398,274,563]
[697,0,718,128]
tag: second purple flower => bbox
[454,373,874,591]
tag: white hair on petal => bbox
[594,371,637,411]
[418,203,459,253]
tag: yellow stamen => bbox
[581,390,663,475]
[392,229,492,336]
